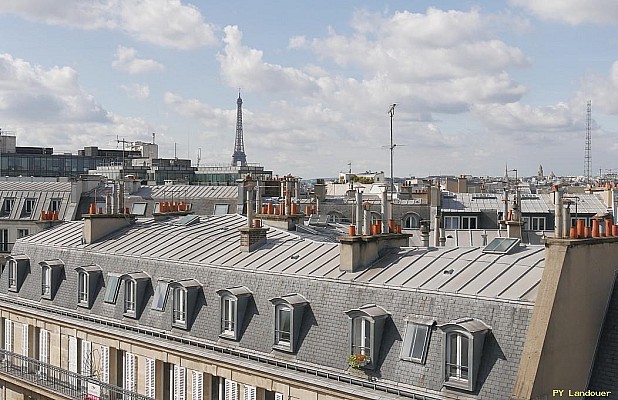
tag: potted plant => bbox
[347,353,371,369]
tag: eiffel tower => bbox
[231,91,247,166]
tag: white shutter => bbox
[191,370,203,400]
[21,323,28,357]
[4,320,13,352]
[274,393,284,400]
[38,329,49,378]
[99,345,109,384]
[224,379,238,400]
[68,336,78,388]
[145,358,156,398]
[81,340,92,376]
[124,352,136,392]
[173,365,186,400]
[243,385,256,400]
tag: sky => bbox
[0,1,617,179]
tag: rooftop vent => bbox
[482,237,520,255]
[175,215,200,226]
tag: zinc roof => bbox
[19,214,545,304]
[140,185,238,199]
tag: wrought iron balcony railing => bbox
[0,349,153,400]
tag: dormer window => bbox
[440,318,490,391]
[2,198,15,216]
[170,279,202,330]
[23,199,36,217]
[269,293,308,353]
[122,272,150,319]
[6,254,30,293]
[345,304,391,371]
[216,286,252,341]
[400,317,435,364]
[39,259,64,300]
[48,199,61,213]
[75,266,102,308]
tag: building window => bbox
[173,287,187,325]
[446,332,469,382]
[275,305,292,345]
[169,279,202,330]
[17,229,29,239]
[217,286,252,341]
[3,198,15,215]
[48,199,61,212]
[131,202,148,216]
[444,216,459,229]
[531,216,545,231]
[352,317,371,356]
[152,279,171,311]
[78,272,89,305]
[23,199,36,216]
[345,304,391,371]
[213,204,229,215]
[403,213,421,229]
[440,318,490,391]
[0,229,9,252]
[75,266,102,308]
[400,318,434,363]
[269,293,309,353]
[8,260,17,290]
[41,265,51,297]
[461,216,477,229]
[125,279,136,314]
[104,273,121,303]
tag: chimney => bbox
[314,179,326,202]
[363,202,371,236]
[506,201,524,239]
[563,200,571,237]
[420,220,430,247]
[434,213,441,247]
[339,231,411,272]
[458,175,468,193]
[83,213,135,244]
[381,186,388,233]
[553,185,563,238]
[355,190,363,235]
[256,176,304,231]
[239,176,269,252]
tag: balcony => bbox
[0,349,152,400]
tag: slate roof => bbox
[19,214,544,304]
[441,192,609,214]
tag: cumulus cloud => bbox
[120,83,150,100]
[112,46,165,74]
[576,61,618,114]
[510,0,618,25]
[0,0,217,49]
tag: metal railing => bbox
[0,349,152,400]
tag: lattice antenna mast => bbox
[231,90,247,166]
[584,100,592,184]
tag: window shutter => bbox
[191,370,203,400]
[274,393,284,400]
[243,385,256,400]
[173,365,186,400]
[125,352,136,392]
[224,379,238,400]
[99,345,110,384]
[21,323,28,357]
[4,320,13,352]
[145,358,156,398]
[68,336,78,388]
[81,340,92,376]
[38,329,49,378]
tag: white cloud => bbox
[0,0,217,49]
[120,83,150,100]
[112,46,165,74]
[576,61,618,115]
[510,0,618,25]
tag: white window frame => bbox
[152,279,171,311]
[41,265,51,297]
[17,229,29,239]
[352,317,371,357]
[78,271,89,305]
[444,216,460,229]
[38,328,49,378]
[445,332,470,383]
[8,260,17,290]
[173,287,187,325]
[531,216,545,231]
[104,273,121,303]
[221,297,237,337]
[461,216,477,230]
[124,279,137,314]
[274,305,291,346]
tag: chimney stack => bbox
[381,186,388,233]
[355,189,363,235]
[240,176,268,252]
[553,185,564,238]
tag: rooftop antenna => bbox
[116,136,129,169]
[197,148,201,167]
[584,100,592,185]
[347,160,352,174]
[388,103,397,208]
[152,132,155,144]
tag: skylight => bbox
[482,237,520,254]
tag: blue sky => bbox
[0,1,617,179]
